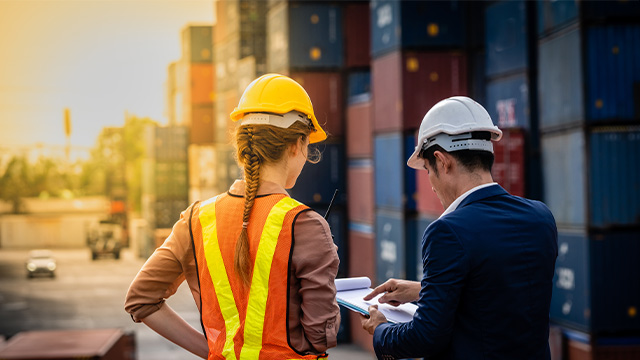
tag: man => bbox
[361,96,558,359]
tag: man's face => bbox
[423,158,446,208]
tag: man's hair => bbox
[421,144,494,176]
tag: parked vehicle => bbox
[25,250,56,278]
[86,220,123,260]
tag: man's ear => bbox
[433,150,452,173]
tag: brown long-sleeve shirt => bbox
[125,180,341,354]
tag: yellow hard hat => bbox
[230,73,327,143]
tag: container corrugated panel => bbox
[214,90,239,144]
[214,0,237,44]
[375,209,405,284]
[536,0,577,37]
[372,51,468,132]
[289,143,345,206]
[345,3,370,68]
[347,161,374,224]
[401,51,468,130]
[416,165,443,217]
[311,205,346,278]
[404,135,417,210]
[589,128,640,228]
[288,4,343,69]
[189,63,215,105]
[550,230,591,332]
[266,2,289,74]
[582,0,640,22]
[541,129,586,228]
[374,133,404,210]
[485,73,531,129]
[586,25,640,122]
[347,71,371,104]
[190,105,214,145]
[155,126,188,162]
[290,72,343,138]
[590,230,640,334]
[372,51,403,132]
[155,199,189,229]
[236,56,258,96]
[538,27,584,131]
[155,161,188,198]
[188,144,216,188]
[470,50,487,106]
[346,102,373,158]
[183,26,212,64]
[215,145,241,193]
[348,227,376,280]
[485,0,529,77]
[214,35,240,93]
[493,128,525,197]
[568,338,640,360]
[370,0,466,58]
[406,215,436,281]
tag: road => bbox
[0,248,374,359]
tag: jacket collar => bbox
[457,184,507,209]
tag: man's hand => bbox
[364,279,421,306]
[360,305,387,335]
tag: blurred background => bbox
[0,0,639,359]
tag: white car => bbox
[26,250,56,278]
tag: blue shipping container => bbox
[375,209,405,283]
[485,73,531,129]
[536,0,577,36]
[551,229,640,334]
[347,71,371,104]
[538,27,584,130]
[405,215,436,281]
[589,129,640,228]
[374,133,404,210]
[370,0,466,57]
[581,1,640,22]
[404,135,417,211]
[542,127,640,229]
[288,4,343,68]
[289,143,345,205]
[485,0,529,77]
[586,25,640,122]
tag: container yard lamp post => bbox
[64,107,71,160]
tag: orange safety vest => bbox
[189,193,329,360]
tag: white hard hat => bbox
[407,96,503,170]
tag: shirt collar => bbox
[439,182,498,219]
[229,179,290,197]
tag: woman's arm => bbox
[142,304,209,359]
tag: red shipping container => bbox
[347,229,376,356]
[568,339,640,360]
[190,104,215,144]
[290,72,344,138]
[189,63,215,105]
[416,170,444,217]
[349,312,375,355]
[346,101,372,158]
[373,51,468,132]
[347,164,374,224]
[493,128,525,197]
[344,3,370,68]
[0,329,136,360]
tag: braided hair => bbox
[233,120,320,286]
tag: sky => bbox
[0,0,214,149]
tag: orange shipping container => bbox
[346,101,373,158]
[189,63,215,105]
[190,105,214,144]
[347,163,374,224]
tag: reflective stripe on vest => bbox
[199,195,311,359]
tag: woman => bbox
[125,74,341,359]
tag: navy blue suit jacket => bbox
[373,185,558,360]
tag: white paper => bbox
[335,277,418,324]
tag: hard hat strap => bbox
[420,132,494,155]
[240,111,311,129]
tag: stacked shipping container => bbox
[537,0,640,357]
